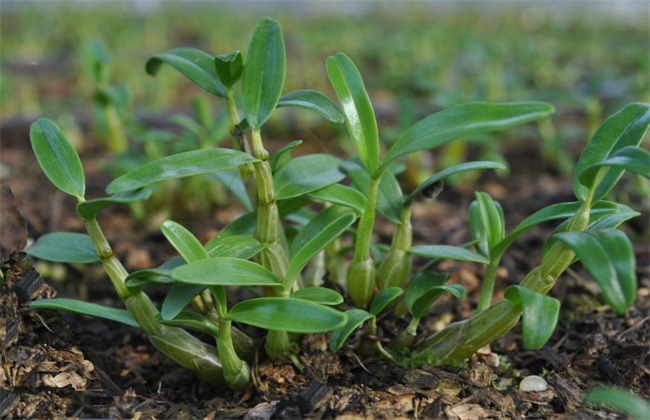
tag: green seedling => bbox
[26,17,649,392]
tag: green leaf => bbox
[161,283,206,320]
[290,287,344,305]
[469,192,505,259]
[406,272,464,320]
[380,102,554,174]
[269,140,303,172]
[584,387,650,419]
[171,257,282,287]
[217,212,258,238]
[106,148,257,194]
[326,53,379,173]
[274,154,345,200]
[80,39,111,84]
[587,203,640,231]
[277,90,344,123]
[161,220,209,263]
[77,189,152,221]
[409,245,490,264]
[309,184,366,214]
[157,311,219,337]
[204,235,265,259]
[30,298,139,328]
[369,287,403,316]
[574,102,650,203]
[405,161,506,204]
[329,309,374,351]
[286,206,357,284]
[505,285,560,350]
[146,47,226,97]
[30,118,85,199]
[214,51,243,88]
[242,17,286,129]
[341,158,403,224]
[226,297,347,333]
[491,201,619,261]
[26,232,99,263]
[210,168,253,211]
[554,229,636,313]
[580,146,650,187]
[125,257,184,290]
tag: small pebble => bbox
[519,375,548,392]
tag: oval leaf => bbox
[30,298,139,328]
[226,297,347,333]
[554,229,636,313]
[269,140,303,172]
[30,118,85,199]
[106,148,257,194]
[574,102,650,203]
[161,220,209,262]
[329,309,374,351]
[409,245,489,264]
[277,90,344,123]
[406,161,506,204]
[146,47,226,97]
[274,154,345,200]
[406,272,463,320]
[290,287,344,305]
[77,189,152,220]
[381,102,554,175]
[326,53,379,173]
[505,285,560,350]
[309,184,367,214]
[242,17,286,129]
[161,283,207,320]
[171,257,281,287]
[26,232,99,263]
[286,206,357,284]
[214,50,243,88]
[369,287,403,316]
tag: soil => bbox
[1,115,648,419]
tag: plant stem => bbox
[217,319,251,390]
[377,204,413,290]
[347,174,381,307]
[476,261,499,313]
[83,217,224,384]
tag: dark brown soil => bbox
[1,116,648,419]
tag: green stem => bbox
[102,104,127,153]
[476,261,499,313]
[377,204,413,290]
[84,217,224,383]
[347,175,381,307]
[217,319,251,390]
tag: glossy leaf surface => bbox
[286,206,357,284]
[204,235,265,259]
[406,272,464,320]
[146,47,226,97]
[226,297,347,333]
[77,189,152,220]
[309,184,366,214]
[505,285,560,349]
[269,140,303,172]
[161,283,207,320]
[580,146,650,185]
[161,220,209,262]
[171,257,282,286]
[290,287,344,305]
[157,311,219,337]
[329,309,374,351]
[30,118,85,199]
[369,287,403,316]
[26,233,99,263]
[30,298,139,328]
[326,53,379,173]
[409,245,489,264]
[554,229,636,313]
[574,102,650,203]
[381,102,554,174]
[242,17,285,129]
[274,154,345,200]
[277,90,344,123]
[214,51,243,88]
[125,257,184,290]
[405,161,505,204]
[106,148,257,194]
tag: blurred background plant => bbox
[1,1,648,213]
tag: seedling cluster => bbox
[27,18,650,391]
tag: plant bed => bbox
[2,17,649,419]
